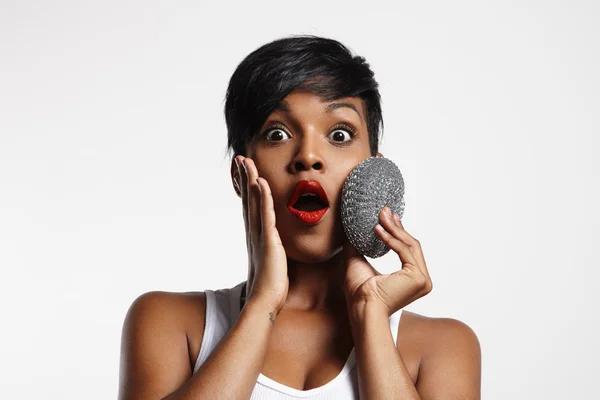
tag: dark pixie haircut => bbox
[224,35,383,158]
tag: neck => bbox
[281,247,347,312]
[240,248,349,313]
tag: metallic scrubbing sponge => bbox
[341,156,405,258]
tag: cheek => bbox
[265,180,291,216]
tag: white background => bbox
[1,1,598,399]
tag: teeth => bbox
[301,193,318,197]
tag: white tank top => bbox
[193,281,403,399]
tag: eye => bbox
[327,124,357,144]
[261,124,291,142]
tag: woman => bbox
[118,35,481,399]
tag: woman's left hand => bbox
[342,206,433,316]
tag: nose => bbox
[290,134,326,173]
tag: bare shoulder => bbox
[118,290,207,400]
[398,310,481,399]
[399,309,480,345]
[125,290,206,321]
[122,291,207,352]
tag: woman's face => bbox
[233,88,381,264]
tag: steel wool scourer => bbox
[341,156,405,258]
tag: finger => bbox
[374,218,420,272]
[379,208,427,272]
[244,158,261,239]
[379,207,411,245]
[256,176,279,243]
[391,214,423,257]
[236,156,249,240]
[374,224,432,303]
[390,214,432,287]
[387,213,433,294]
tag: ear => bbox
[376,151,384,157]
[231,157,242,198]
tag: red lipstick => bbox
[287,180,330,225]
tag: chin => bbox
[275,206,346,263]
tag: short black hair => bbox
[224,35,383,158]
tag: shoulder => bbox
[399,310,481,398]
[122,291,206,345]
[118,291,207,399]
[400,310,480,349]
[124,290,208,363]
[123,290,206,327]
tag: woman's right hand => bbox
[235,156,289,314]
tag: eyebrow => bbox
[275,101,362,119]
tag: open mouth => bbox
[287,180,330,224]
[291,194,329,212]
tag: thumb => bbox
[342,238,361,263]
[342,238,379,294]
[342,239,371,271]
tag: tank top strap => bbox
[389,308,403,346]
[193,283,247,374]
[194,289,217,370]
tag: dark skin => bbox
[118,89,481,398]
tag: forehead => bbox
[271,89,366,123]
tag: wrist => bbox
[244,295,282,317]
[347,299,389,324]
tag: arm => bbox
[118,291,277,400]
[349,302,420,400]
[349,301,481,400]
[343,208,480,398]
